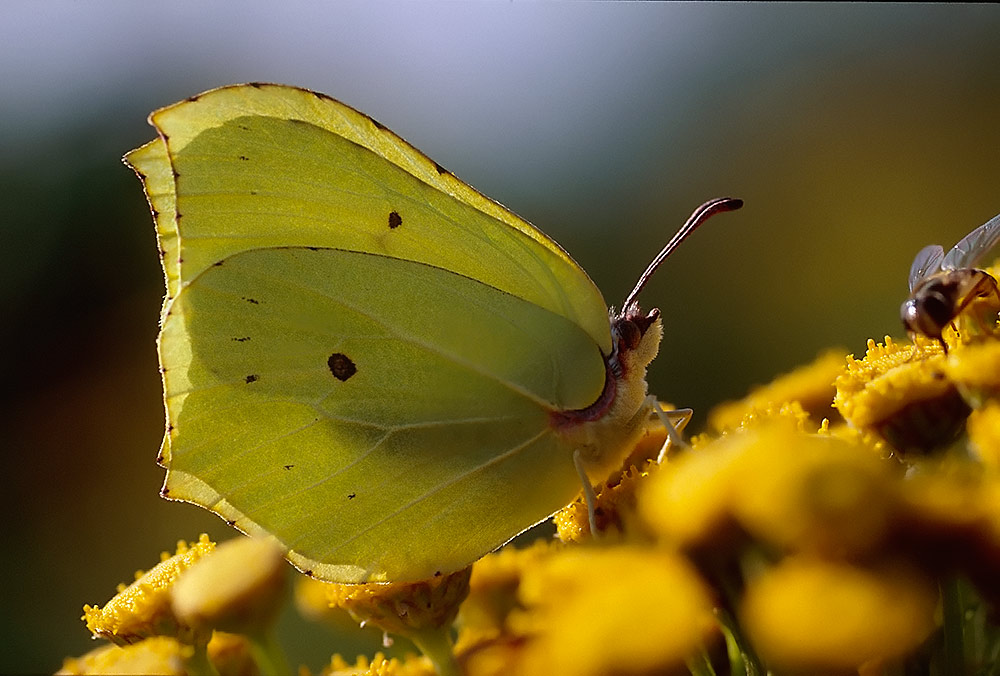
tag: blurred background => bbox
[3,3,1000,673]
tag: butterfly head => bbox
[608,303,663,382]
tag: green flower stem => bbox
[715,608,765,676]
[941,577,965,676]
[686,646,718,676]
[187,641,220,676]
[247,629,293,676]
[409,626,459,676]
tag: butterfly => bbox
[902,212,1000,351]
[126,83,741,582]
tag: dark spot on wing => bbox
[348,492,356,499]
[233,336,250,342]
[305,570,315,578]
[434,571,442,577]
[328,353,357,381]
[242,297,259,304]
[284,464,294,470]
[250,190,258,195]
[172,168,180,180]
[227,519,236,526]
[156,454,165,464]
[185,94,200,103]
[249,82,264,89]
[307,246,319,251]
[161,487,170,497]
[388,211,402,229]
[238,155,249,161]
[245,374,258,384]
[213,260,225,267]
[433,161,447,175]
[151,208,159,218]
[238,124,250,131]
[313,90,334,102]
[372,117,387,131]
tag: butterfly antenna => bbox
[621,197,743,312]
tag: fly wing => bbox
[908,245,944,291]
[942,212,1000,271]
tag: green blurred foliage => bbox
[2,3,1000,674]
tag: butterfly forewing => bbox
[151,84,611,353]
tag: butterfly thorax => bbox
[550,309,664,483]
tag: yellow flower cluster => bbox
[65,536,291,676]
[63,258,1000,675]
[81,534,216,646]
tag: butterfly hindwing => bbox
[161,246,605,581]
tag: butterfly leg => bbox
[573,448,600,536]
[648,396,692,463]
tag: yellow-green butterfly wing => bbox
[136,83,611,351]
[161,247,603,581]
[127,83,665,583]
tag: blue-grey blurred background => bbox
[4,3,1000,673]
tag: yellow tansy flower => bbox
[56,636,194,675]
[895,469,1000,605]
[968,401,1000,468]
[731,426,896,558]
[456,539,557,638]
[835,336,970,453]
[946,338,1000,408]
[326,568,471,676]
[642,422,897,559]
[741,557,937,671]
[82,534,215,645]
[554,463,652,543]
[326,568,471,636]
[171,536,287,636]
[709,350,846,432]
[320,651,431,676]
[512,546,716,676]
[638,428,751,549]
[296,575,388,646]
[171,536,291,674]
[206,631,259,676]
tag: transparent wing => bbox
[908,244,944,291]
[160,246,605,582]
[942,212,1000,271]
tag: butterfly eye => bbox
[617,319,642,350]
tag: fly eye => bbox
[917,292,953,327]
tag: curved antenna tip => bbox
[621,197,743,313]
